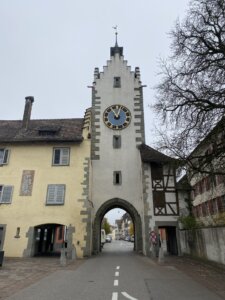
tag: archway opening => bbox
[92,198,143,255]
[101,208,135,253]
[34,223,65,256]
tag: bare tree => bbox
[154,0,225,177]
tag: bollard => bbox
[60,248,67,266]
[158,247,165,264]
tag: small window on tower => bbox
[113,171,122,185]
[113,135,121,148]
[114,77,121,88]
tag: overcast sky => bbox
[0,0,190,224]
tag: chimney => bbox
[22,96,34,129]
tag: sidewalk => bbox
[160,255,225,300]
[0,257,84,300]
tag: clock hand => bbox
[111,108,117,117]
[116,107,121,118]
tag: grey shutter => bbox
[0,150,4,164]
[61,148,69,165]
[1,186,13,203]
[47,185,56,204]
[47,185,65,204]
[55,185,65,204]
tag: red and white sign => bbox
[150,231,157,244]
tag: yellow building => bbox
[0,97,92,258]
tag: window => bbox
[0,185,13,204]
[113,171,122,185]
[46,184,65,205]
[113,135,121,149]
[151,163,163,180]
[53,148,70,166]
[0,149,10,165]
[153,191,165,208]
[113,77,121,88]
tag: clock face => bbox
[103,104,131,130]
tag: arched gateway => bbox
[89,39,180,259]
[93,198,143,254]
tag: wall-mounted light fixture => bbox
[14,227,20,238]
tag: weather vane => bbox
[113,25,118,35]
[112,25,118,44]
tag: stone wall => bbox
[179,227,225,265]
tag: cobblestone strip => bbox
[0,258,84,300]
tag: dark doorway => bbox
[34,224,65,256]
[159,226,178,255]
[166,227,178,255]
[0,227,5,251]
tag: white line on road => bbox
[115,271,119,277]
[116,266,120,270]
[112,292,118,300]
[114,279,119,286]
[121,292,138,300]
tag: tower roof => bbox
[110,28,123,57]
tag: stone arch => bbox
[92,198,143,254]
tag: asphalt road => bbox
[6,240,223,300]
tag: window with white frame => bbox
[0,185,13,204]
[52,148,70,166]
[0,149,10,165]
[46,184,65,205]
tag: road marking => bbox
[114,279,119,286]
[121,292,138,300]
[116,266,120,270]
[112,292,118,300]
[115,271,119,276]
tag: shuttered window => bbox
[0,149,10,165]
[0,185,13,204]
[46,184,65,205]
[53,148,70,166]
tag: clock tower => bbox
[90,37,147,254]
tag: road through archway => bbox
[92,198,143,254]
